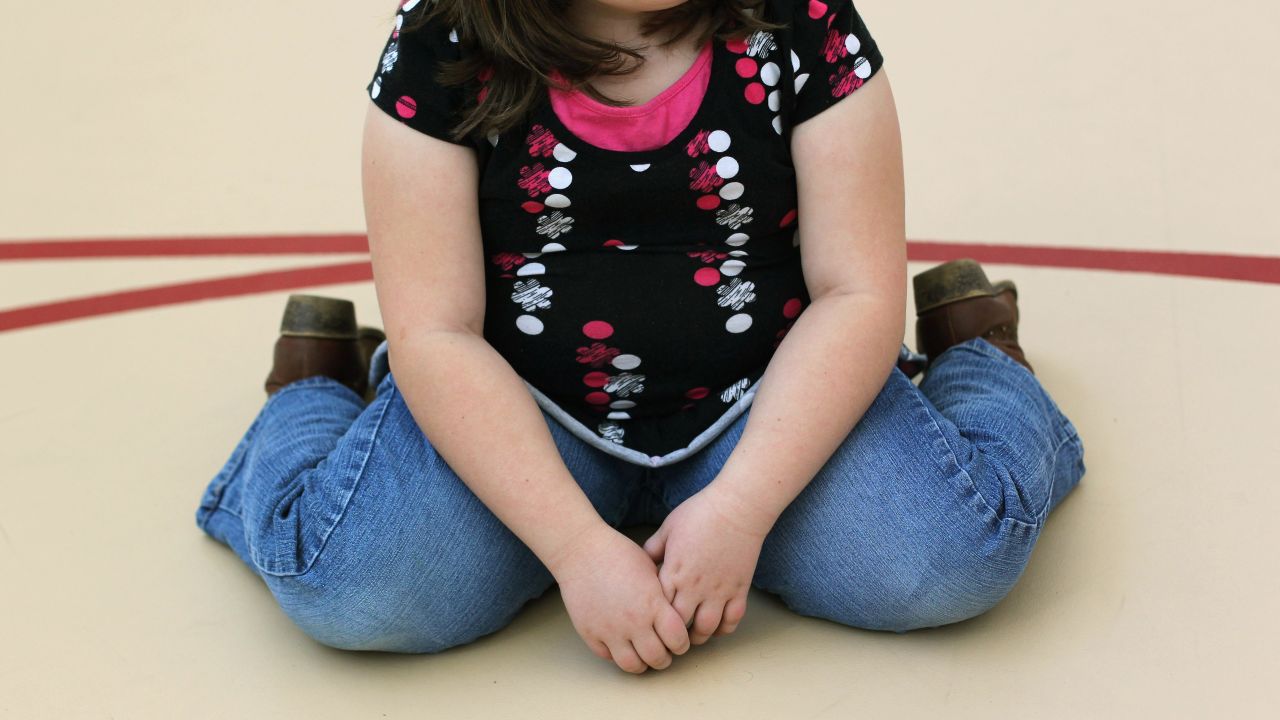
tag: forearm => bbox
[708,292,903,530]
[388,330,609,576]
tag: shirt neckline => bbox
[553,40,712,119]
[536,35,729,164]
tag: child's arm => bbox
[643,66,907,645]
[361,104,688,672]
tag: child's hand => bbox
[641,485,770,645]
[550,524,691,674]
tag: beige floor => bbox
[2,1,1278,717]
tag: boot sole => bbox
[280,294,359,340]
[913,259,1018,314]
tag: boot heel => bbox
[280,294,359,340]
[913,258,1000,314]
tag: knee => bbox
[273,578,516,654]
[784,534,1033,633]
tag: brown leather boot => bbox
[913,259,1034,374]
[264,295,384,400]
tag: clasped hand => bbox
[552,482,772,674]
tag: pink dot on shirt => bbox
[585,392,611,405]
[603,239,625,247]
[726,38,748,54]
[735,58,758,78]
[694,267,721,286]
[780,208,798,227]
[686,386,710,399]
[583,371,610,388]
[522,201,544,213]
[697,194,721,210]
[582,320,614,339]
[395,96,417,119]
[783,298,804,318]
[744,83,766,105]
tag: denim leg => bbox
[654,337,1086,633]
[195,370,645,653]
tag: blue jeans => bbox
[195,337,1084,651]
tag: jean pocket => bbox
[245,385,396,578]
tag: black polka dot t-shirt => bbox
[366,0,884,468]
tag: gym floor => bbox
[2,1,1276,717]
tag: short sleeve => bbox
[365,0,472,146]
[785,0,885,127]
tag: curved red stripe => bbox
[907,241,1280,285]
[0,234,369,260]
[0,262,372,333]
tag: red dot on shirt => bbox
[478,86,489,104]
[693,268,721,286]
[585,392,611,405]
[522,201,544,213]
[582,320,614,339]
[583,371,610,388]
[744,83,766,105]
[696,194,721,210]
[686,386,710,400]
[780,208,798,227]
[603,238,625,247]
[726,38,748,54]
[783,298,804,319]
[735,58,758,78]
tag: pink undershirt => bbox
[548,40,713,152]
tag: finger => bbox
[671,589,699,627]
[641,526,667,564]
[588,638,613,661]
[689,600,724,645]
[714,595,748,636]
[654,604,692,656]
[606,639,648,674]
[631,630,674,671]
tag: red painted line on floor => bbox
[0,234,369,260]
[1,236,1276,335]
[0,261,372,333]
[907,241,1280,285]
[3,234,1278,284]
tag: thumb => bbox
[642,525,667,564]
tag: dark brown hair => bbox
[401,0,783,142]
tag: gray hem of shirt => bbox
[521,378,761,468]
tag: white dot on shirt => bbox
[772,116,783,135]
[545,193,571,208]
[720,182,744,200]
[370,77,382,99]
[541,242,567,252]
[548,167,573,189]
[402,0,422,13]
[795,73,810,94]
[716,156,739,179]
[791,49,801,73]
[854,56,872,79]
[610,400,637,409]
[761,62,781,87]
[768,90,781,112]
[720,259,746,276]
[630,164,650,172]
[612,354,641,370]
[516,315,544,335]
[448,28,459,43]
[845,33,862,55]
[607,411,632,420]
[708,130,732,152]
[553,143,577,163]
[726,232,750,246]
[516,263,546,276]
[725,313,753,333]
